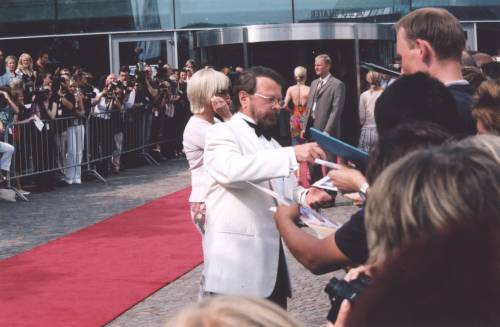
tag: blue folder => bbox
[310,128,368,163]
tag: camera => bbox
[324,273,371,322]
[51,75,64,93]
[33,86,50,98]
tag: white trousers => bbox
[64,125,85,183]
[0,141,14,171]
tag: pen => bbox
[314,158,340,170]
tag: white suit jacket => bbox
[203,113,307,297]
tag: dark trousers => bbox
[267,241,291,310]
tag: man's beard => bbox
[256,111,279,130]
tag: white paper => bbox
[34,116,44,132]
[248,182,338,229]
[312,175,338,192]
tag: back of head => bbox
[481,61,500,81]
[232,66,284,111]
[395,8,465,61]
[375,72,463,137]
[462,65,485,92]
[294,66,307,83]
[346,223,500,327]
[365,122,451,184]
[366,71,381,87]
[473,80,500,135]
[165,296,302,327]
[187,67,230,114]
[365,141,500,265]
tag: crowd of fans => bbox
[0,50,233,194]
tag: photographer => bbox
[149,80,171,160]
[92,74,122,175]
[73,71,96,116]
[132,65,158,150]
[30,85,56,191]
[171,68,189,157]
[50,75,75,182]
[64,79,85,184]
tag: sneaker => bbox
[16,189,31,195]
[73,179,82,185]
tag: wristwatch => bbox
[359,182,370,201]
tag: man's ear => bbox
[239,90,249,109]
[415,38,434,66]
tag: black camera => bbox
[33,87,50,98]
[324,274,371,323]
[51,76,64,93]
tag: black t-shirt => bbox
[334,208,369,264]
[50,93,76,131]
[447,84,476,136]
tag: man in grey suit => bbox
[305,54,346,138]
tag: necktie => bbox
[244,120,273,141]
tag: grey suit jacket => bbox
[306,75,346,137]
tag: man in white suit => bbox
[203,66,333,308]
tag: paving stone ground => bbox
[0,158,358,327]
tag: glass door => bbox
[110,33,177,75]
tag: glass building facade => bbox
[0,0,498,78]
[0,0,499,38]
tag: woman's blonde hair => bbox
[472,80,500,135]
[366,71,381,86]
[294,66,307,83]
[165,296,302,327]
[17,53,33,71]
[187,68,230,114]
[365,138,500,265]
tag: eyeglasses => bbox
[254,93,284,107]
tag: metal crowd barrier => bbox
[3,108,182,201]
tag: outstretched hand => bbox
[294,142,326,164]
[306,187,335,209]
[328,164,366,193]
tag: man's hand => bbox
[306,187,335,209]
[274,203,300,224]
[328,164,366,193]
[293,142,326,164]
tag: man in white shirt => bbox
[203,66,334,309]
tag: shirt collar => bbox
[445,80,469,87]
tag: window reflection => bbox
[174,0,292,28]
[0,0,174,37]
[294,0,410,23]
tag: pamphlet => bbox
[247,181,339,229]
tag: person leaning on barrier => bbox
[0,120,14,187]
[10,90,32,195]
[31,85,57,191]
[63,79,85,184]
[92,74,124,175]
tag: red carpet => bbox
[0,187,202,327]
